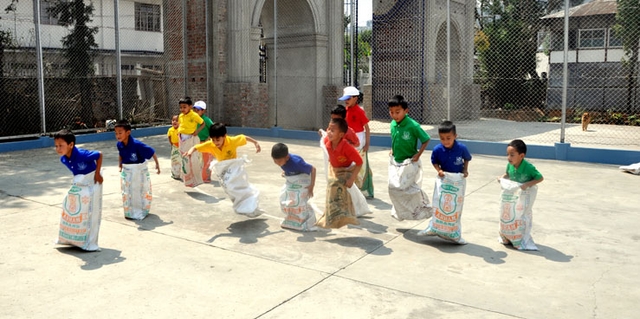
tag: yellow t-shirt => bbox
[178,110,204,135]
[194,135,247,161]
[167,126,179,146]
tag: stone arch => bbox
[434,20,462,86]
[254,0,325,129]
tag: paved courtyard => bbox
[1,134,639,318]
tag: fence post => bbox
[560,0,570,143]
[114,0,123,120]
[32,0,46,133]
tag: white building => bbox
[0,0,163,77]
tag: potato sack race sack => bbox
[356,149,374,198]
[57,172,103,251]
[498,178,538,250]
[170,145,182,179]
[316,168,359,229]
[280,174,318,231]
[418,172,467,244]
[121,163,152,220]
[179,135,204,187]
[212,156,261,216]
[619,162,640,175]
[388,157,433,221]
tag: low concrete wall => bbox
[2,125,638,165]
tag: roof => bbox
[541,0,617,19]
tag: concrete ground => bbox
[1,134,639,318]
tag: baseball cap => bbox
[193,100,207,110]
[338,86,360,101]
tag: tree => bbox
[475,0,544,109]
[613,0,640,113]
[48,0,99,122]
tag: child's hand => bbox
[156,166,161,175]
[345,179,355,188]
[254,142,261,153]
[307,186,314,198]
[94,173,104,184]
[411,154,420,162]
[520,184,528,190]
[119,165,123,172]
[437,170,445,177]
[463,170,469,178]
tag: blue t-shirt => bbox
[60,147,100,175]
[431,140,472,173]
[117,136,156,164]
[281,154,313,176]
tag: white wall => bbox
[0,0,162,52]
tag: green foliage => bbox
[344,29,372,74]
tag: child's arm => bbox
[152,154,160,174]
[462,159,470,177]
[522,176,543,190]
[118,155,123,172]
[94,152,104,184]
[307,166,316,197]
[245,136,261,153]
[433,163,444,177]
[411,139,429,162]
[346,165,362,187]
[363,123,370,152]
[184,145,198,157]
[168,136,173,146]
[193,124,204,137]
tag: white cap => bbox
[193,100,207,110]
[338,86,360,101]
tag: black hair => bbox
[53,129,75,145]
[209,122,227,138]
[438,120,456,134]
[271,143,289,159]
[330,105,347,119]
[178,96,193,105]
[115,119,132,131]
[330,117,348,134]
[508,139,527,154]
[388,95,408,109]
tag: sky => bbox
[358,0,373,26]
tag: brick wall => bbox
[222,83,269,128]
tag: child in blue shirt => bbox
[431,120,472,177]
[53,129,103,251]
[114,120,160,220]
[272,143,319,231]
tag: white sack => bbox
[57,172,102,251]
[418,172,466,244]
[498,178,538,251]
[619,162,640,175]
[280,174,319,231]
[388,157,432,221]
[121,162,152,220]
[213,156,261,216]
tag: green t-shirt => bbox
[390,115,430,162]
[506,159,543,183]
[197,115,214,142]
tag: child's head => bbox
[171,115,179,128]
[330,105,347,120]
[388,95,408,123]
[178,96,193,115]
[271,143,290,166]
[114,120,132,143]
[53,129,75,157]
[327,118,347,143]
[338,86,360,108]
[193,100,206,116]
[209,122,227,148]
[506,139,527,167]
[438,120,457,149]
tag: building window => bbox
[135,3,161,32]
[579,29,605,48]
[608,29,622,47]
[40,0,63,25]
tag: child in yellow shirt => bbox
[177,97,205,187]
[167,115,180,179]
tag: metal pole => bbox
[205,0,211,108]
[33,0,46,133]
[182,0,188,96]
[114,0,123,119]
[274,0,278,126]
[560,0,569,143]
[350,0,355,86]
[446,0,451,120]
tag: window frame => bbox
[134,2,162,33]
[607,28,622,48]
[578,28,606,49]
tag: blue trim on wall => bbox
[2,126,639,165]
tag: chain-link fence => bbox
[1,0,639,151]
